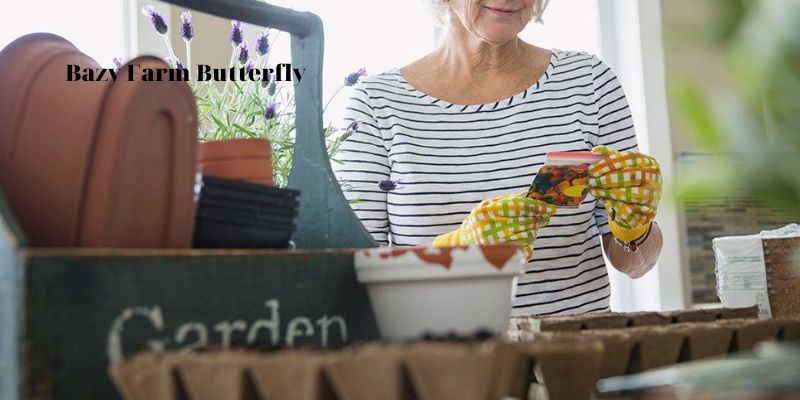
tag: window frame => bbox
[596,0,690,312]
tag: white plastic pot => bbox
[354,245,526,340]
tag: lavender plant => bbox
[138,6,365,189]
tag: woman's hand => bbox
[432,192,557,260]
[588,145,662,244]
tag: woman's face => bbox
[448,0,533,44]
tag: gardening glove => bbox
[588,145,662,243]
[432,192,557,260]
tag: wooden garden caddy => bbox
[0,1,382,398]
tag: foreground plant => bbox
[674,0,800,213]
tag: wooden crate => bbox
[0,2,383,399]
[0,201,381,399]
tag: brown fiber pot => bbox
[198,138,273,185]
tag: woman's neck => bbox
[432,22,532,79]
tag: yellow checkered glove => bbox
[588,146,662,242]
[432,192,557,260]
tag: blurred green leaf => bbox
[671,78,727,150]
[675,0,800,214]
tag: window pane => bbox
[265,0,437,125]
[0,0,125,67]
[519,0,601,56]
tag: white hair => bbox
[427,0,550,26]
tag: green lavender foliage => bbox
[190,47,351,189]
[193,75,309,188]
[141,7,358,189]
[673,0,800,212]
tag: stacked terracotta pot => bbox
[0,33,198,248]
[198,138,273,186]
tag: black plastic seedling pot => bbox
[193,175,300,249]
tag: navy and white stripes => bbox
[332,49,638,316]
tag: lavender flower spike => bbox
[378,179,403,192]
[261,71,272,88]
[165,56,184,70]
[180,11,194,42]
[112,57,124,69]
[267,81,277,96]
[344,67,367,86]
[238,41,250,65]
[345,120,361,134]
[263,101,279,120]
[246,60,256,73]
[256,30,270,56]
[142,5,168,35]
[341,120,360,141]
[230,20,243,46]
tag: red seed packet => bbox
[526,152,605,208]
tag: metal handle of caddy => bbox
[164,0,378,249]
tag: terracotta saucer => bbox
[79,56,198,248]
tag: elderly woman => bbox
[333,0,663,316]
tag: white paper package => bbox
[712,223,800,318]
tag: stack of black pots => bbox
[193,175,299,249]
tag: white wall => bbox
[1,0,125,67]
[239,0,438,127]
[520,0,602,56]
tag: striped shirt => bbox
[332,49,638,316]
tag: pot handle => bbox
[164,0,377,249]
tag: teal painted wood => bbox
[0,189,25,400]
[286,12,377,249]
[167,0,377,249]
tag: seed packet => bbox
[526,152,605,208]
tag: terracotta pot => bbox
[198,137,271,160]
[0,34,197,248]
[0,33,77,177]
[198,139,273,185]
[198,158,271,181]
[0,34,110,246]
